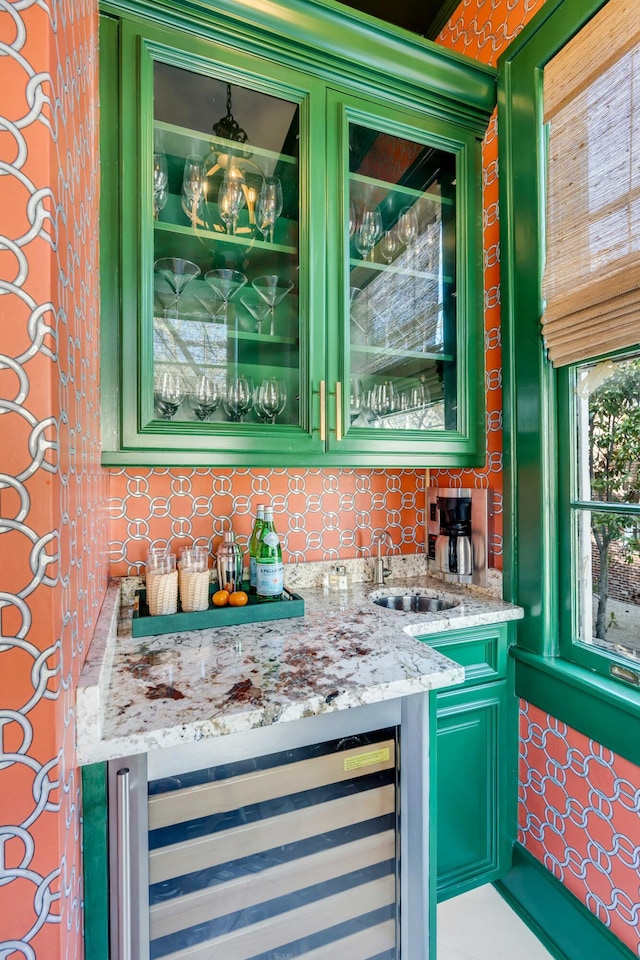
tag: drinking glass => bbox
[370,380,397,420]
[218,171,246,235]
[204,269,247,321]
[354,205,382,261]
[252,275,294,336]
[189,375,219,421]
[255,176,283,243]
[240,290,272,335]
[254,378,287,424]
[380,229,398,264]
[182,155,206,225]
[223,375,254,422]
[397,205,419,249]
[154,258,201,315]
[349,377,363,422]
[154,372,185,420]
[153,152,168,220]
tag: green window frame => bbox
[498,0,640,763]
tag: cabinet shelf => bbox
[349,258,452,284]
[349,171,454,207]
[155,219,297,259]
[154,119,298,168]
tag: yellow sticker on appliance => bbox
[344,747,390,771]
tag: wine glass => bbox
[370,380,397,420]
[204,269,247,321]
[189,375,219,421]
[155,373,185,420]
[223,375,254,422]
[218,171,246,235]
[252,275,294,336]
[153,153,168,220]
[397,205,419,250]
[154,258,201,315]
[380,229,398,264]
[349,377,363,422]
[240,290,272,335]
[354,205,382,261]
[254,378,287,424]
[349,201,356,239]
[182,155,206,225]
[255,177,283,243]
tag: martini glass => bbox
[240,290,272,335]
[192,283,227,323]
[154,258,201,316]
[252,275,294,336]
[204,269,247,321]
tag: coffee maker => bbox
[426,487,488,586]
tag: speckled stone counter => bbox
[76,573,522,764]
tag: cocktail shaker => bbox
[216,531,244,593]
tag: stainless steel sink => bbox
[372,592,458,613]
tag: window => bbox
[561,352,640,676]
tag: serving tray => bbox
[132,584,305,638]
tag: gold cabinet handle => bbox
[319,380,326,442]
[335,381,343,442]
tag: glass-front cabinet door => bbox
[101,14,489,467]
[326,93,484,463]
[107,21,327,464]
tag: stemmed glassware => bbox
[380,229,398,264]
[223,375,254,422]
[254,378,287,424]
[153,153,168,220]
[252,275,294,336]
[354,205,383,261]
[397,205,419,252]
[349,378,363,423]
[189,375,219,421]
[218,170,246,235]
[240,290,272,335]
[255,176,283,243]
[370,380,397,421]
[154,258,201,316]
[204,269,247,321]
[182,155,206,225]
[155,373,185,420]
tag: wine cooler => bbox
[108,698,434,960]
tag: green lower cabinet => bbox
[435,680,512,901]
[422,622,517,902]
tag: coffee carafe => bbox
[435,495,473,582]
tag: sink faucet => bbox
[372,531,392,586]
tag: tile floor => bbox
[437,884,556,960]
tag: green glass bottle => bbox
[249,503,265,595]
[256,506,283,602]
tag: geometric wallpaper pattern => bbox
[108,467,427,575]
[519,702,640,957]
[0,0,107,957]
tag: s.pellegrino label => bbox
[249,504,265,594]
[256,507,283,601]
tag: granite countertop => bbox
[76,569,523,765]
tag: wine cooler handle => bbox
[335,381,343,442]
[319,379,326,442]
[116,767,132,960]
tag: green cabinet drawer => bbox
[419,623,510,687]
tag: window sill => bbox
[511,645,640,767]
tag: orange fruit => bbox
[212,589,230,607]
[229,590,248,607]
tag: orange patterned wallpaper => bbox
[0,0,107,956]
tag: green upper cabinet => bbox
[100,0,495,467]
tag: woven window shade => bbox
[541,0,640,367]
